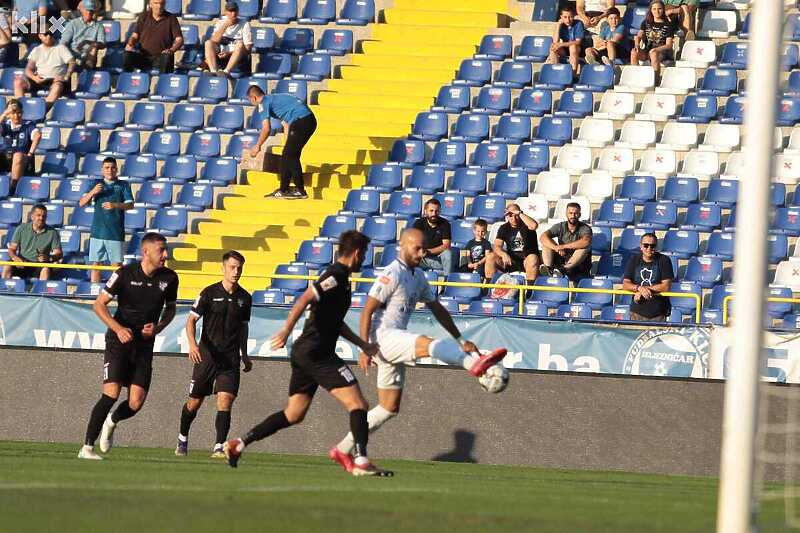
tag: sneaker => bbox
[98,415,116,453]
[468,348,508,377]
[601,56,612,66]
[352,461,394,477]
[552,267,565,278]
[223,438,244,468]
[78,445,103,460]
[685,30,696,41]
[175,439,188,457]
[329,447,355,473]
[539,265,554,277]
[291,187,309,199]
[264,188,292,199]
[585,54,597,64]
[210,444,226,459]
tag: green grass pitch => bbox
[0,441,792,532]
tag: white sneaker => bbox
[210,444,226,459]
[78,445,103,460]
[99,415,116,453]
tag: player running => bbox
[329,228,507,473]
[224,230,390,476]
[78,232,179,460]
[175,250,253,458]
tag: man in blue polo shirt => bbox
[78,157,134,283]
[247,85,317,200]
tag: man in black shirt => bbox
[412,198,453,275]
[460,218,492,280]
[485,203,540,284]
[622,232,674,321]
[175,250,253,459]
[224,231,390,476]
[78,232,179,460]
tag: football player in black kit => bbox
[224,230,391,476]
[78,232,179,460]
[175,250,253,458]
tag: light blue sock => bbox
[429,339,476,370]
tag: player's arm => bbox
[240,322,252,372]
[153,302,176,335]
[426,300,479,354]
[185,312,201,363]
[270,286,315,349]
[357,296,382,372]
[94,291,133,343]
[340,322,378,356]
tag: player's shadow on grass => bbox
[432,430,477,463]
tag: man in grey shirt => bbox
[60,0,106,68]
[539,202,592,282]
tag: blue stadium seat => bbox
[473,86,511,114]
[535,64,573,90]
[149,73,188,103]
[75,70,111,99]
[468,194,506,222]
[251,27,276,52]
[77,153,106,179]
[35,125,60,153]
[516,35,552,62]
[492,115,531,144]
[767,285,794,318]
[66,205,94,230]
[779,97,800,127]
[273,79,308,102]
[15,176,50,203]
[31,280,67,296]
[261,0,297,22]
[592,226,612,253]
[366,164,402,192]
[180,23,198,46]
[103,130,140,159]
[318,29,354,55]
[719,42,748,69]
[787,71,800,97]
[388,139,425,168]
[225,133,257,159]
[174,183,213,212]
[86,100,125,129]
[337,0,374,24]
[532,117,572,146]
[704,179,738,208]
[594,198,635,228]
[442,272,482,304]
[707,283,734,316]
[293,53,331,81]
[467,298,505,316]
[199,157,237,185]
[362,216,397,244]
[280,28,314,55]
[378,244,399,267]
[619,175,656,204]
[615,228,647,255]
[772,183,787,207]
[637,201,678,231]
[699,68,738,96]
[510,143,549,173]
[490,169,528,198]
[143,131,181,159]
[575,65,614,92]
[296,239,334,267]
[0,68,23,96]
[669,281,702,316]
[99,20,120,45]
[450,167,487,196]
[573,277,613,309]
[121,154,157,183]
[430,141,466,169]
[531,276,570,306]
[450,219,474,247]
[451,113,489,143]
[165,104,205,132]
[437,297,460,314]
[476,35,513,61]
[554,90,593,118]
[58,227,81,255]
[600,304,630,321]
[189,75,228,104]
[783,44,799,70]
[205,105,244,134]
[471,142,508,171]
[136,180,173,208]
[161,155,198,183]
[20,97,45,123]
[410,112,448,141]
[774,207,800,236]
[253,289,287,305]
[595,252,629,283]
[432,84,471,113]
[493,60,532,89]
[0,200,20,228]
[343,188,380,215]
[386,190,422,218]
[72,280,104,297]
[519,301,549,317]
[719,96,745,124]
[184,0,219,20]
[255,52,292,79]
[407,165,445,194]
[126,102,165,131]
[661,176,699,207]
[622,5,648,35]
[454,59,492,86]
[320,214,356,241]
[678,95,718,123]
[298,0,336,24]
[768,232,789,263]
[46,99,84,127]
[186,132,221,161]
[738,12,750,38]
[230,77,268,105]
[124,207,146,233]
[150,207,188,236]
[235,0,260,19]
[52,177,91,206]
[684,256,723,288]
[41,152,77,179]
[434,192,465,219]
[662,229,700,259]
[111,72,151,100]
[65,128,100,155]
[269,264,309,293]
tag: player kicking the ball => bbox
[329,228,507,473]
[224,230,391,476]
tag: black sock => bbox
[111,400,137,424]
[215,410,232,444]
[350,409,369,459]
[243,411,290,446]
[179,404,197,437]
[84,394,116,446]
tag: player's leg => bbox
[329,383,392,476]
[176,357,214,455]
[176,396,203,456]
[332,385,400,465]
[79,381,121,460]
[211,391,236,457]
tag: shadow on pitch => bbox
[432,429,477,463]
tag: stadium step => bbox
[324,78,447,97]
[243,171,367,189]
[313,120,412,137]
[359,41,477,59]
[218,195,343,213]
[338,65,456,82]
[274,132,396,150]
[315,92,435,111]
[370,24,489,43]
[382,8,507,28]
[393,0,514,12]
[348,54,467,69]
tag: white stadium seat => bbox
[597,147,635,176]
[656,67,697,95]
[699,10,738,38]
[616,120,657,149]
[676,40,717,69]
[680,150,720,179]
[721,151,745,179]
[616,66,655,93]
[554,144,593,175]
[699,123,741,152]
[785,127,800,154]
[635,93,677,122]
[533,170,572,201]
[775,153,800,184]
[593,91,635,120]
[573,118,615,148]
[638,148,677,176]
[774,258,800,291]
[516,193,550,222]
[657,122,699,151]
[554,196,592,222]
[576,171,614,202]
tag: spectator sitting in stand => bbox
[59,0,106,69]
[202,1,252,76]
[14,28,75,106]
[123,0,183,74]
[412,198,454,275]
[2,204,63,281]
[539,202,592,284]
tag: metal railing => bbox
[722,295,800,325]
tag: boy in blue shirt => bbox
[547,6,586,76]
[585,7,627,65]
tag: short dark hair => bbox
[607,6,620,16]
[474,218,488,229]
[141,232,167,246]
[640,232,658,243]
[31,203,47,214]
[247,85,265,97]
[102,156,117,166]
[338,230,370,257]
[223,250,245,264]
[560,6,575,15]
[424,198,441,208]
[566,202,581,211]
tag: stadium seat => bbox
[254,52,292,79]
[575,65,614,92]
[595,252,629,283]
[490,170,528,198]
[362,216,397,245]
[638,149,677,176]
[320,214,356,241]
[205,105,245,134]
[455,59,492,86]
[699,123,740,152]
[273,79,308,102]
[378,244,400,267]
[765,285,794,318]
[699,68,738,96]
[681,150,720,179]
[772,183,788,207]
[159,155,197,183]
[493,61,532,89]
[51,177,91,207]
[573,117,613,148]
[149,207,188,237]
[65,128,100,155]
[249,27,277,53]
[677,40,718,69]
[553,145,592,175]
[432,85,471,113]
[594,91,635,120]
[184,0,219,19]
[318,29,354,55]
[136,180,173,208]
[141,131,180,160]
[468,194,506,222]
[616,66,655,93]
[699,9,737,38]
[576,171,613,203]
[366,164,402,192]
[0,68,23,96]
[408,165,445,194]
[75,70,111,99]
[768,232,790,263]
[530,276,569,306]
[270,264,308,293]
[451,113,490,143]
[677,95,718,123]
[510,143,549,173]
[476,35,513,60]
[471,143,508,171]
[669,281,702,316]
[554,90,593,118]
[535,64,572,90]
[252,289,286,305]
[343,188,380,215]
[125,102,165,131]
[450,167,487,196]
[681,203,721,232]
[434,192,466,219]
[573,278,613,309]
[516,193,549,222]
[594,198,635,228]
[189,75,228,104]
[473,86,512,115]
[86,100,125,129]
[719,96,745,125]
[784,44,799,70]
[615,120,656,149]
[199,157,237,185]
[65,205,93,230]
[662,229,700,259]
[261,0,297,22]
[637,201,677,231]
[298,0,335,23]
[449,219,475,248]
[588,226,611,254]
[521,301,550,317]
[532,117,572,146]
[441,272,481,304]
[186,132,221,161]
[123,206,146,233]
[513,88,553,117]
[165,104,205,133]
[15,176,50,204]
[704,179,738,208]
[776,154,800,184]
[111,72,151,100]
[46,99,84,127]
[386,190,422,219]
[388,139,425,168]
[40,152,76,180]
[280,28,314,55]
[149,73,188,103]
[467,299,505,316]
[34,126,60,153]
[774,207,800,236]
[596,147,634,176]
[656,67,697,95]
[103,130,140,159]
[684,256,723,288]
[337,0,374,25]
[31,280,67,296]
[20,97,45,123]
[719,42,748,69]
[636,93,677,122]
[430,141,466,169]
[174,183,213,212]
[614,227,645,255]
[532,170,570,201]
[119,154,156,183]
[516,35,552,62]
[410,112,448,141]
[492,115,531,144]
[779,97,800,127]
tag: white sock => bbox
[429,339,477,371]
[354,455,369,467]
[336,405,397,454]
[178,434,187,442]
[82,444,93,452]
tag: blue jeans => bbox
[421,249,453,275]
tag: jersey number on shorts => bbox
[188,380,195,394]
[103,363,109,381]
[338,366,355,383]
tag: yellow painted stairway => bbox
[171,0,518,299]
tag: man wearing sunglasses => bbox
[485,203,540,285]
[622,233,674,321]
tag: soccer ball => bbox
[478,364,509,393]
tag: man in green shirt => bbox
[59,0,106,69]
[79,157,134,283]
[2,204,62,280]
